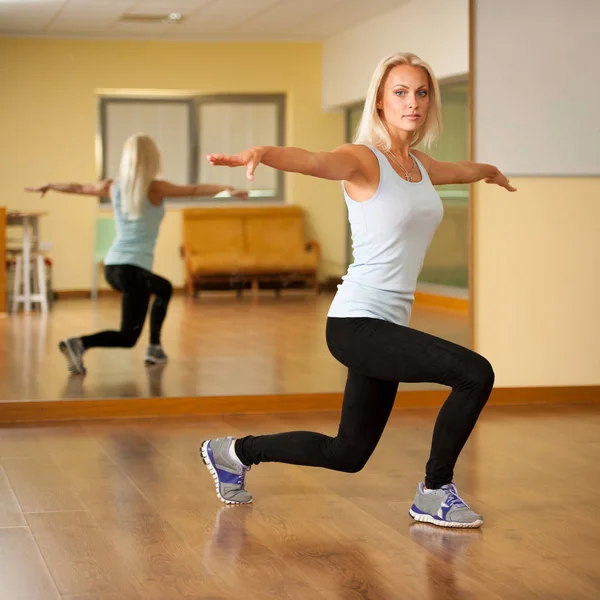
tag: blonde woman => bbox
[200,53,516,528]
[26,133,247,375]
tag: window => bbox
[98,94,285,204]
[100,98,193,196]
[195,95,285,200]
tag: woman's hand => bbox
[485,170,517,192]
[207,147,267,181]
[24,185,51,197]
[229,188,249,200]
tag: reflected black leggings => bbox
[80,264,172,349]
[235,317,495,489]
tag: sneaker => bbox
[58,337,86,375]
[200,437,252,505]
[144,344,168,365]
[409,483,483,528]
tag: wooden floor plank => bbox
[0,425,47,457]
[0,465,26,527]
[0,527,61,600]
[1,456,85,514]
[25,511,144,599]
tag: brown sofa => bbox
[182,205,320,296]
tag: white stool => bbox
[12,253,49,313]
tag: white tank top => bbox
[328,145,443,326]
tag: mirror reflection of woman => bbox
[26,133,247,375]
[201,52,515,529]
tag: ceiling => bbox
[0,0,407,40]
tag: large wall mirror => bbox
[0,0,471,412]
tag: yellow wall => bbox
[474,178,600,387]
[0,38,346,290]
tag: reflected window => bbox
[196,95,284,201]
[98,94,285,205]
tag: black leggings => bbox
[80,264,172,349]
[235,317,494,489]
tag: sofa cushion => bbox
[188,252,257,275]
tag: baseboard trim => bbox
[55,287,186,299]
[489,385,600,406]
[54,285,318,299]
[1,386,598,424]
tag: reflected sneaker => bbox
[409,483,483,528]
[58,337,86,375]
[200,437,252,505]
[409,522,482,558]
[144,344,168,365]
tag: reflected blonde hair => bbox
[354,52,441,151]
[119,133,161,219]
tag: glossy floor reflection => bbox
[1,404,599,598]
[0,291,469,401]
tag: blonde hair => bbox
[354,52,441,151]
[119,133,161,219]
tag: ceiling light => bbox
[166,13,183,23]
[119,13,185,25]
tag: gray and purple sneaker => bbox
[144,344,168,365]
[200,437,252,505]
[58,337,86,375]
[409,482,483,528]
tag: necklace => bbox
[386,151,416,182]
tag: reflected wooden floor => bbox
[1,403,599,599]
[0,292,469,402]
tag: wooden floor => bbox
[0,292,469,402]
[1,404,599,599]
